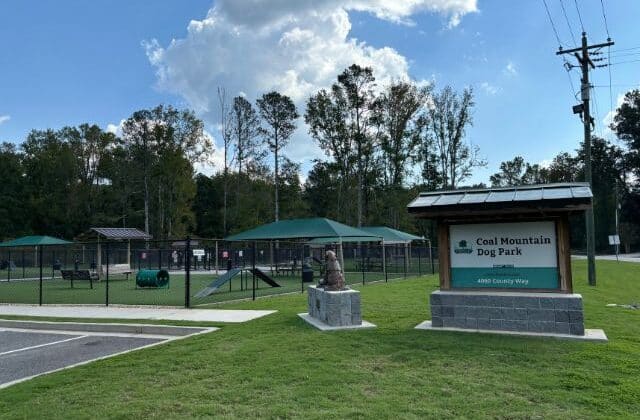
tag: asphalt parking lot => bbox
[0,321,217,389]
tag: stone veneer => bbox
[430,290,585,335]
[308,285,362,327]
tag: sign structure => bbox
[608,235,620,246]
[192,249,205,257]
[449,221,558,289]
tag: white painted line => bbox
[0,327,201,340]
[0,325,218,390]
[0,335,88,357]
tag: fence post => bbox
[252,241,256,301]
[158,248,162,270]
[185,237,191,308]
[105,242,110,306]
[7,249,10,282]
[403,245,407,279]
[361,245,365,285]
[418,246,422,276]
[39,245,43,306]
[430,244,435,275]
[22,250,25,279]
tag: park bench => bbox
[60,269,98,289]
[102,264,133,280]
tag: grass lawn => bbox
[0,260,639,418]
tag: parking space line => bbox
[0,325,218,390]
[0,335,88,357]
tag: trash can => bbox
[136,269,170,288]
[302,263,314,283]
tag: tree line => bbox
[1,64,639,253]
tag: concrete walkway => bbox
[573,253,640,263]
[0,305,276,323]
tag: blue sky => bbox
[1,0,639,185]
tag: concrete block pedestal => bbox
[299,285,375,331]
[418,290,607,342]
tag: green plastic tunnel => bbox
[136,269,170,288]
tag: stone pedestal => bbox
[430,290,586,335]
[307,285,361,326]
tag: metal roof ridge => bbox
[417,182,590,197]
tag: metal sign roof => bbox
[407,183,592,218]
[91,228,152,240]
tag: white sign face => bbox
[449,221,558,289]
[608,235,620,245]
[192,249,205,257]
[238,250,243,257]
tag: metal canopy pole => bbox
[382,240,387,282]
[185,237,191,308]
[38,245,43,306]
[105,242,110,306]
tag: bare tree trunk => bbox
[274,136,279,222]
[144,174,149,234]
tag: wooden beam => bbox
[556,216,573,293]
[437,222,450,290]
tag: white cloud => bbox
[0,115,10,125]
[145,0,477,168]
[479,82,501,95]
[503,61,517,76]
[602,91,633,137]
[106,119,126,137]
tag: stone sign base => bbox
[429,290,599,337]
[300,285,375,331]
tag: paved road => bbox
[0,329,161,388]
[573,253,640,263]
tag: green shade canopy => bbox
[308,226,424,245]
[225,218,380,241]
[360,226,424,244]
[0,235,73,247]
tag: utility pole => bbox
[557,32,614,287]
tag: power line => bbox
[600,0,611,38]
[559,0,577,46]
[573,0,585,32]
[599,0,614,117]
[607,51,640,58]
[608,59,640,66]
[609,46,640,53]
[542,0,564,47]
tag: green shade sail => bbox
[308,226,424,245]
[0,235,73,247]
[224,218,380,241]
[359,226,424,244]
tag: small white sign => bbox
[608,235,620,245]
[239,250,244,257]
[192,249,205,257]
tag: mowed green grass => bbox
[0,260,639,418]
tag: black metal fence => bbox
[0,238,439,308]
